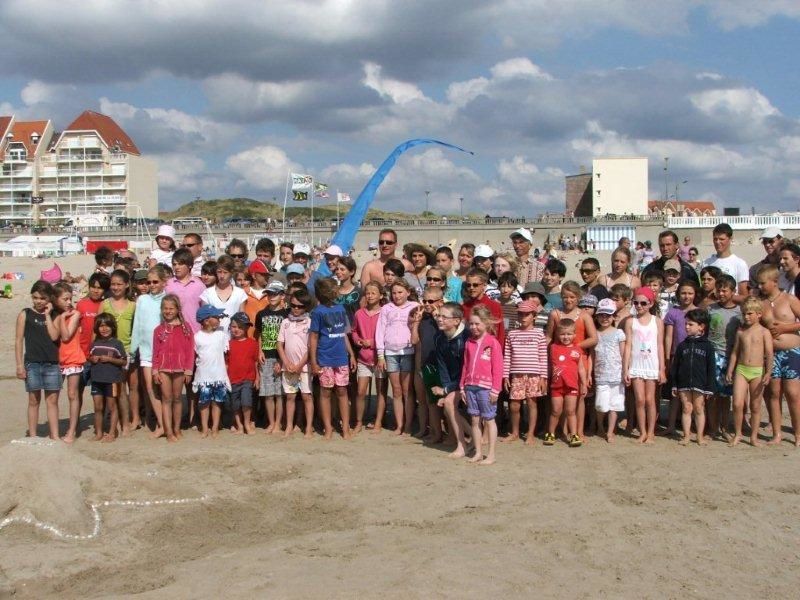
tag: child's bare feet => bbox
[245,422,256,435]
[644,435,655,445]
[637,434,647,444]
[767,435,782,446]
[342,430,353,441]
[211,429,219,439]
[62,432,75,444]
[750,436,763,447]
[448,446,467,458]
[200,429,209,439]
[697,435,709,446]
[679,436,690,446]
[101,432,117,443]
[272,427,284,436]
[91,433,103,442]
[304,429,314,439]
[468,453,483,463]
[232,427,243,435]
[524,435,536,446]
[353,423,363,435]
[265,425,274,435]
[393,427,403,436]
[283,428,293,438]
[323,428,333,440]
[501,434,519,443]
[121,427,131,438]
[478,457,495,466]
[729,435,742,447]
[606,433,616,444]
[370,427,383,435]
[149,427,164,440]
[167,434,178,442]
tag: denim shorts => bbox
[385,353,414,373]
[91,381,119,398]
[197,382,228,405]
[25,362,62,393]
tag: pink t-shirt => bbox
[277,316,310,372]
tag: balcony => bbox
[0,183,34,191]
[60,136,102,149]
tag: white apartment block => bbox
[0,110,158,223]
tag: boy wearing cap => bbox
[227,312,260,435]
[502,299,548,445]
[255,280,289,434]
[194,305,231,438]
[594,298,626,442]
[243,260,271,336]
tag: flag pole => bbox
[336,189,340,231]
[310,175,315,249]
[282,170,290,240]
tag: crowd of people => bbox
[14,221,800,464]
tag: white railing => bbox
[667,214,800,229]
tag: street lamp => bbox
[675,180,687,202]
[460,196,463,219]
[663,157,669,202]
[425,190,430,215]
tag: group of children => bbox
[13,236,800,465]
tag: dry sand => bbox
[0,248,799,599]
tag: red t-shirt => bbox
[76,297,102,357]
[550,343,583,389]
[226,337,259,384]
[463,295,505,346]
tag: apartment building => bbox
[0,110,158,223]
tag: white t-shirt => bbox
[702,253,749,285]
[192,329,230,390]
[200,285,248,333]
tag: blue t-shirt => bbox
[310,303,349,367]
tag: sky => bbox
[1,0,799,216]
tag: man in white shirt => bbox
[702,223,749,301]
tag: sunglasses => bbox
[229,253,245,259]
[290,302,305,308]
[427,277,443,282]
[579,268,598,274]
[422,299,439,305]
[181,242,198,248]
[146,279,161,284]
[632,300,650,306]
[378,240,395,246]
[762,238,778,245]
[465,283,483,288]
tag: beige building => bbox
[565,157,649,217]
[0,110,158,223]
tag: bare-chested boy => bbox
[726,297,773,447]
[757,264,800,446]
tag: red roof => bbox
[0,116,12,160]
[64,110,140,155]
[9,120,49,158]
[648,200,716,212]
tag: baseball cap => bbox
[293,243,311,256]
[133,269,149,281]
[324,244,343,257]
[521,281,547,304]
[510,228,533,243]
[578,294,598,308]
[474,244,494,259]
[196,305,226,322]
[596,298,616,315]
[230,311,252,327]
[247,260,269,275]
[266,280,286,294]
[285,263,305,276]
[761,226,783,240]
[663,258,681,273]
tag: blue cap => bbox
[229,311,252,327]
[285,263,305,276]
[196,305,227,322]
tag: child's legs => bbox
[767,379,782,440]
[632,379,647,437]
[400,371,414,433]
[717,394,731,434]
[470,415,482,455]
[284,392,297,432]
[548,396,564,434]
[27,391,42,437]
[388,372,403,431]
[65,374,81,436]
[508,400,521,437]
[644,380,657,437]
[679,391,693,438]
[428,401,443,439]
[274,393,284,431]
[732,374,749,437]
[92,394,105,436]
[106,393,119,436]
[319,386,333,432]
[667,394,681,432]
[525,398,538,437]
[171,377,184,434]
[265,394,277,428]
[747,377,764,441]
[142,367,164,430]
[692,392,706,442]
[784,379,800,442]
[355,376,369,425]
[211,402,222,432]
[128,367,141,427]
[335,385,351,435]
[116,370,130,432]
[301,392,314,432]
[484,417,497,461]
[442,392,466,447]
[44,390,60,439]
[606,410,618,436]
[576,394,586,437]
[564,395,578,436]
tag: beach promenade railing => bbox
[667,214,800,230]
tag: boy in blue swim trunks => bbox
[756,264,800,446]
[708,275,741,440]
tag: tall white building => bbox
[0,111,158,223]
[591,157,648,217]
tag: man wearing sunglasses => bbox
[641,230,699,285]
[181,233,205,277]
[749,226,784,292]
[358,228,412,285]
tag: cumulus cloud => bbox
[225,145,303,190]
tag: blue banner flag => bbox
[317,139,473,276]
